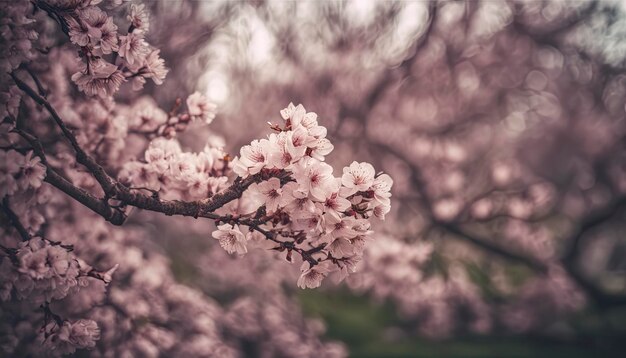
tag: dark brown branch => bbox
[11,67,316,267]
[113,170,289,220]
[11,72,117,196]
[438,221,548,273]
[336,1,438,128]
[14,128,127,225]
[362,138,549,272]
[560,196,626,307]
[1,198,31,241]
[19,63,46,97]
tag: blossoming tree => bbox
[202,0,626,344]
[0,0,391,356]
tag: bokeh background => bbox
[133,1,626,357]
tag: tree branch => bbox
[438,221,549,272]
[560,196,626,307]
[1,198,31,241]
[11,72,117,196]
[14,128,127,225]
[10,67,316,265]
[362,138,549,272]
[11,69,290,223]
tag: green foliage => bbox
[299,289,607,358]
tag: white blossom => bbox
[17,151,46,190]
[212,224,248,255]
[297,261,333,289]
[186,91,217,124]
[293,158,335,201]
[71,59,125,97]
[118,32,150,66]
[128,3,149,32]
[341,161,375,196]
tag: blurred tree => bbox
[196,0,626,348]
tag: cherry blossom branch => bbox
[1,197,31,241]
[13,127,127,225]
[11,73,317,265]
[14,71,251,219]
[11,72,118,197]
[113,170,289,219]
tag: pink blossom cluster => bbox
[0,1,38,80]
[1,237,85,303]
[39,0,169,97]
[0,1,387,356]
[348,235,491,337]
[125,92,217,138]
[211,103,393,288]
[0,150,46,198]
[40,319,101,355]
[120,136,229,200]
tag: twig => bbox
[1,198,31,241]
[14,128,127,225]
[11,72,118,197]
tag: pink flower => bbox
[128,3,149,32]
[290,125,316,148]
[323,213,359,242]
[372,203,391,220]
[249,177,290,213]
[279,102,298,120]
[341,161,375,196]
[293,158,335,201]
[48,319,100,354]
[18,246,49,279]
[371,173,393,206]
[142,49,168,85]
[281,182,316,214]
[321,190,351,217]
[118,32,149,66]
[232,139,270,177]
[187,172,209,198]
[297,261,333,289]
[67,7,118,54]
[186,91,217,124]
[212,224,248,255]
[97,16,118,54]
[17,151,46,190]
[268,132,306,169]
[64,319,100,349]
[309,138,334,161]
[71,59,124,97]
